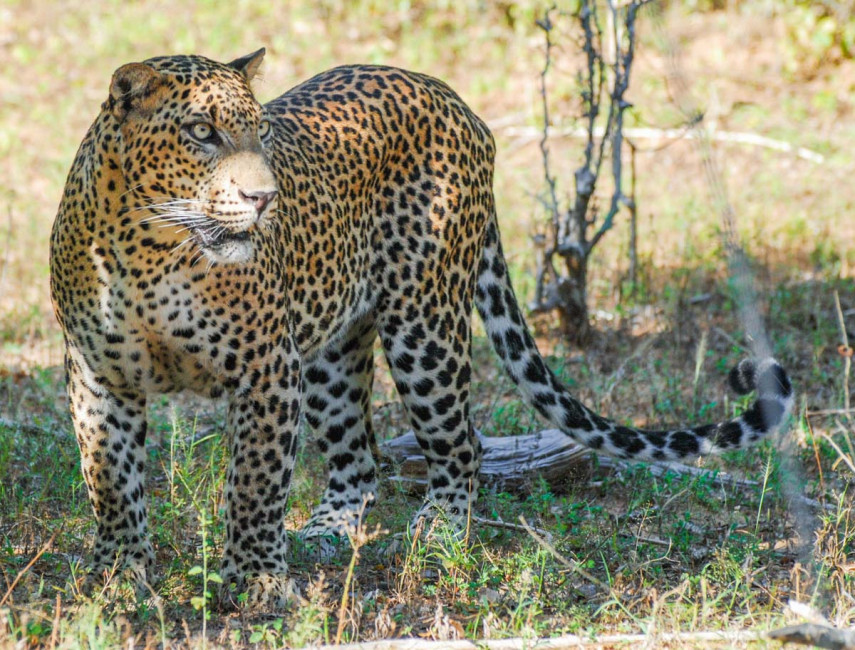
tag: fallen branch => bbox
[767,623,855,650]
[381,429,590,490]
[381,429,756,491]
[381,429,833,513]
[321,628,765,650]
[498,124,825,163]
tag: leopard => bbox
[50,48,793,609]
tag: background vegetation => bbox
[0,0,853,647]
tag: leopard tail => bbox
[474,215,793,461]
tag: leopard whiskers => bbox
[132,200,203,215]
[133,198,212,228]
[127,198,225,261]
[118,183,145,199]
[129,197,258,266]
[189,248,207,268]
[139,213,208,225]
[170,236,196,255]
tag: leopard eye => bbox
[258,119,271,140]
[190,122,214,141]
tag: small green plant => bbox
[284,574,331,647]
[171,414,226,644]
[249,618,284,645]
[186,516,222,621]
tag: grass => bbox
[1,0,854,647]
[0,362,853,645]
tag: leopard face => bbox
[110,52,277,264]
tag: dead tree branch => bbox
[530,1,651,343]
[318,628,766,650]
[767,623,855,650]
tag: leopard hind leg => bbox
[376,308,482,535]
[300,316,379,540]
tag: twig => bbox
[335,498,377,646]
[519,515,610,592]
[531,6,561,311]
[471,515,553,542]
[834,290,852,418]
[47,593,61,650]
[499,125,825,163]
[619,532,672,548]
[602,334,658,402]
[587,0,645,253]
[536,7,561,230]
[833,290,855,463]
[807,408,855,417]
[806,412,827,493]
[606,456,833,511]
[0,530,59,607]
[819,426,855,475]
[626,139,638,289]
[710,325,746,353]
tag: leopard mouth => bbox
[190,224,256,264]
[195,227,252,250]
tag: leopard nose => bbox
[239,189,277,214]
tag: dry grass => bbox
[0,1,853,647]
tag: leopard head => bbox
[107,48,277,264]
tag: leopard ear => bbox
[107,63,166,123]
[228,48,266,82]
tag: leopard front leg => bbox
[219,348,302,611]
[65,348,153,591]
